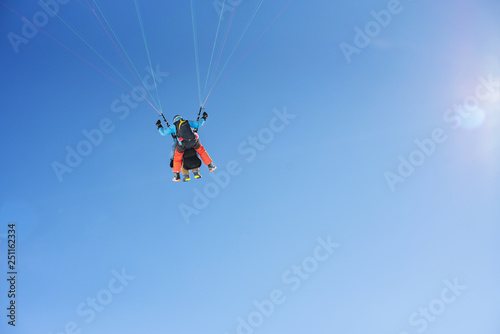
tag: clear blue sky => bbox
[1,0,499,333]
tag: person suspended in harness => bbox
[167,136,203,182]
[156,111,216,182]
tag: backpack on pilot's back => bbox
[174,118,197,148]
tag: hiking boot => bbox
[172,172,181,182]
[208,163,217,172]
[193,170,202,179]
[183,174,191,182]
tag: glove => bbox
[202,111,208,120]
[156,120,163,129]
[170,159,174,168]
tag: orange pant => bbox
[173,142,212,173]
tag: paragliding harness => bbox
[177,107,204,169]
[172,107,204,149]
[182,148,202,170]
[174,118,197,149]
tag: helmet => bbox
[173,115,182,123]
